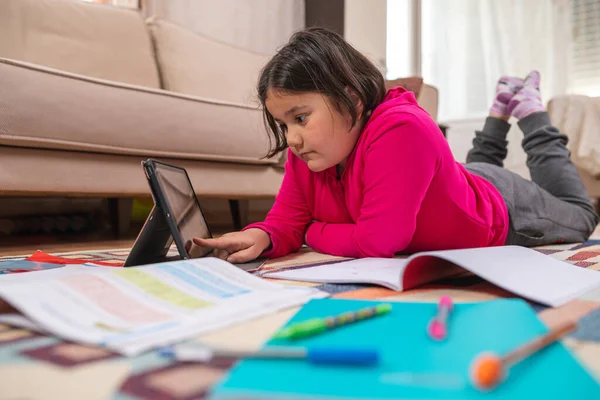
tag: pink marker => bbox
[427,296,453,341]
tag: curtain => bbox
[142,0,304,55]
[421,0,571,122]
[420,0,572,178]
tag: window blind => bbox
[571,0,600,95]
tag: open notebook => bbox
[261,246,600,307]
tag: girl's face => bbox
[266,89,363,172]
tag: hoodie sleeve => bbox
[305,116,441,258]
[244,151,313,258]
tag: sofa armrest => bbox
[385,77,439,122]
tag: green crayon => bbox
[274,303,392,340]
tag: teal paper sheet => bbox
[210,299,600,399]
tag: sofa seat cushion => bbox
[0,58,276,165]
[0,147,284,198]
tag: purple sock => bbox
[489,76,523,118]
[508,71,545,120]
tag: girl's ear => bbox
[344,86,364,119]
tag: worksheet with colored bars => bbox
[0,258,325,355]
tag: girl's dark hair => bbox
[258,27,386,158]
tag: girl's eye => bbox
[295,115,307,124]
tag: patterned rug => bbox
[1,241,600,399]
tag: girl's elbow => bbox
[356,241,401,259]
[355,230,411,258]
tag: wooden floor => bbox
[0,227,230,258]
[0,239,136,257]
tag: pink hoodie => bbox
[246,87,509,258]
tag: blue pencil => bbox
[160,345,379,366]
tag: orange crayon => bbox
[470,320,577,390]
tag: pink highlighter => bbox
[427,296,453,341]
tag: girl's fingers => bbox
[193,237,222,247]
[213,248,230,260]
[226,245,262,264]
[193,237,243,253]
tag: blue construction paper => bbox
[210,299,600,399]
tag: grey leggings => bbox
[465,112,599,246]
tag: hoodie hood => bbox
[361,86,423,131]
[375,86,420,115]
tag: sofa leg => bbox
[108,198,133,239]
[228,199,249,231]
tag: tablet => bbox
[124,159,265,271]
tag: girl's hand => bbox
[193,228,271,264]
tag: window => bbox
[386,0,600,122]
[420,0,492,122]
[571,0,600,96]
[386,0,413,80]
[387,0,500,121]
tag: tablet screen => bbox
[153,163,212,258]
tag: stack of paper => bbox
[0,258,325,355]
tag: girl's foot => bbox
[508,71,545,120]
[489,76,523,120]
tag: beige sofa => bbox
[548,94,600,212]
[0,0,438,234]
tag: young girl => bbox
[194,28,598,263]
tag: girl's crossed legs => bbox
[465,71,599,246]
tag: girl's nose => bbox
[286,128,303,149]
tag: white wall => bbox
[344,0,387,72]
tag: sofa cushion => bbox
[0,147,284,198]
[147,18,270,106]
[0,58,275,165]
[0,0,160,88]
